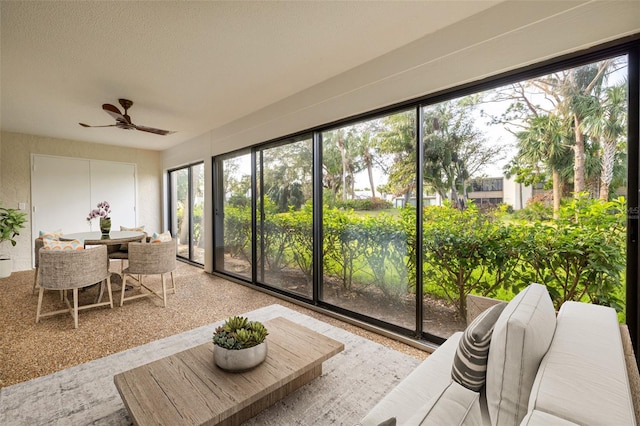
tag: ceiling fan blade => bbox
[102,103,128,123]
[134,124,176,136]
[79,123,117,128]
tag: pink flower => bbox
[86,201,111,222]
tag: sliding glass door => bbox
[169,162,205,265]
[210,42,638,345]
[213,152,253,280]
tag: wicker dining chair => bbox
[108,248,129,280]
[33,238,65,301]
[108,227,147,280]
[36,245,113,329]
[32,238,44,294]
[120,238,177,307]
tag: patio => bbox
[0,261,427,389]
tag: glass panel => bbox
[171,168,190,259]
[220,153,253,279]
[421,55,628,339]
[321,110,417,329]
[191,163,205,264]
[256,137,313,298]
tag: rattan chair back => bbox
[34,238,44,268]
[38,245,109,290]
[126,239,177,275]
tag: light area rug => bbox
[0,304,421,425]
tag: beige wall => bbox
[0,131,162,271]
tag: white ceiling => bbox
[1,1,502,151]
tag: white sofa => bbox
[359,283,638,426]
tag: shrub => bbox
[510,195,626,311]
[422,202,519,321]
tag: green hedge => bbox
[224,195,626,321]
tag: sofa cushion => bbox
[405,381,482,426]
[527,301,635,426]
[485,283,556,426]
[359,333,463,426]
[452,302,506,391]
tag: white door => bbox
[90,160,137,230]
[31,155,137,265]
[31,155,91,236]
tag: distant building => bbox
[468,176,532,210]
[392,176,534,210]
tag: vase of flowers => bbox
[87,201,111,235]
[212,316,269,372]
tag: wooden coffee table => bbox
[114,317,344,425]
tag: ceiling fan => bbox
[79,99,175,135]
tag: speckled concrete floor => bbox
[0,261,428,389]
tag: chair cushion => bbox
[42,238,84,251]
[405,381,482,426]
[452,302,506,391]
[38,229,62,240]
[485,283,556,426]
[149,231,172,243]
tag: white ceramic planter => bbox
[0,257,12,278]
[214,342,268,372]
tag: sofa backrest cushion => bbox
[452,302,506,391]
[485,283,556,426]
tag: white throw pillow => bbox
[119,225,146,250]
[485,283,556,426]
[149,230,172,243]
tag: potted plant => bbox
[86,201,111,235]
[0,204,28,278]
[212,316,269,372]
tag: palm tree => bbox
[494,58,618,199]
[582,84,627,200]
[562,61,611,195]
[513,114,573,217]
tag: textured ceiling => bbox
[1,1,501,150]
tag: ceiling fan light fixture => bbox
[79,99,175,136]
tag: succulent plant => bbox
[212,316,268,350]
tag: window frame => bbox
[211,36,640,352]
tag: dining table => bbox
[60,231,146,300]
[59,231,146,247]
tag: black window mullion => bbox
[313,131,323,304]
[626,46,640,363]
[188,165,193,261]
[415,105,424,337]
[251,150,258,284]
